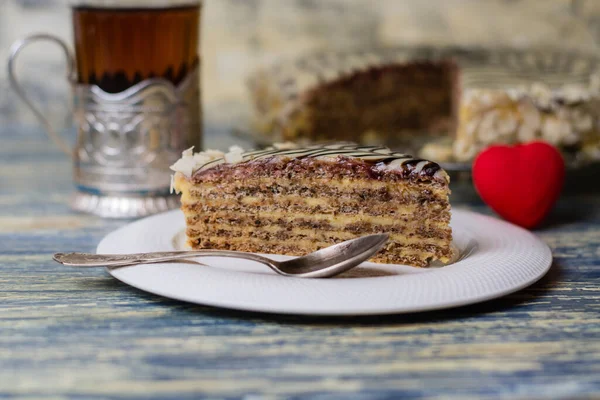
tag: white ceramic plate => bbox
[97,209,552,316]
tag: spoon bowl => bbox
[275,233,389,278]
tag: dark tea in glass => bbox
[72,1,201,93]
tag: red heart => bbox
[472,141,565,229]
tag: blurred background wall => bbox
[2,0,600,135]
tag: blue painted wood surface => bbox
[0,122,599,399]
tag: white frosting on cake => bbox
[453,85,600,162]
[169,146,239,178]
[170,142,449,183]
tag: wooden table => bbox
[1,123,599,399]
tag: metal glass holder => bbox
[8,34,201,218]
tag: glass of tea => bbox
[8,0,203,218]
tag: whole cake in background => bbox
[247,47,600,165]
[171,142,454,267]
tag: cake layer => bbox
[186,225,448,246]
[185,235,451,266]
[184,178,448,199]
[181,178,450,225]
[183,207,452,263]
[185,215,448,237]
[250,60,457,144]
[283,89,454,142]
[183,201,449,220]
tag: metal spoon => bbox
[53,233,389,278]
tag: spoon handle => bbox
[53,250,275,268]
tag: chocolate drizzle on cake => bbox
[173,143,449,183]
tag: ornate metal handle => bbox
[7,34,76,157]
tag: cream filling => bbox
[187,235,444,256]
[183,210,449,228]
[186,177,447,194]
[188,238,450,262]
[175,173,449,203]
[186,225,448,246]
[183,198,448,217]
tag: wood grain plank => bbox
[0,125,599,399]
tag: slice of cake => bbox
[170,143,454,267]
[247,47,600,164]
